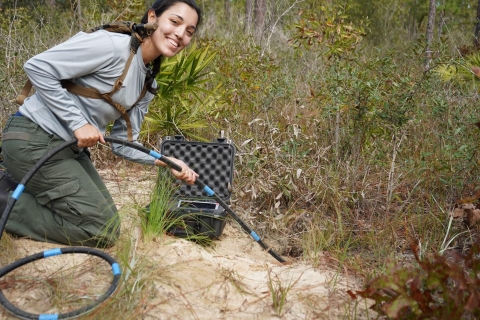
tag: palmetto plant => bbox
[434,53,480,83]
[142,43,221,140]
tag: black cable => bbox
[0,247,121,320]
[104,137,286,263]
[0,139,121,320]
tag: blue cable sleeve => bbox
[250,231,261,242]
[203,186,215,196]
[11,184,25,200]
[112,263,121,275]
[149,150,162,159]
[43,248,62,258]
[39,314,59,320]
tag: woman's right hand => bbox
[74,123,105,147]
[154,157,198,185]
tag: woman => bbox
[1,0,201,247]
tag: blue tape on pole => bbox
[149,150,162,159]
[112,263,121,275]
[203,186,215,196]
[43,248,62,258]
[39,314,59,320]
[11,184,25,200]
[250,231,261,242]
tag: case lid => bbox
[160,136,235,200]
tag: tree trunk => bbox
[77,0,82,20]
[409,4,417,37]
[224,0,231,23]
[209,0,215,16]
[424,0,436,70]
[254,0,267,40]
[475,0,480,47]
[245,0,254,33]
[437,9,445,40]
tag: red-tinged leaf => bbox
[466,258,480,272]
[466,244,480,269]
[382,295,419,318]
[465,288,480,311]
[354,287,394,306]
[347,290,357,299]
[424,265,446,290]
[447,250,464,263]
[411,242,421,262]
[410,276,432,311]
[424,274,440,290]
[368,266,417,297]
[355,237,480,318]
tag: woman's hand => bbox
[154,157,198,185]
[74,124,105,147]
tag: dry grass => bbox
[1,1,480,318]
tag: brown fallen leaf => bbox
[457,189,480,205]
[464,209,480,227]
[450,207,465,218]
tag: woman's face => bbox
[147,2,198,58]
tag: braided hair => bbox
[141,0,202,94]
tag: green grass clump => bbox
[139,170,215,247]
[139,170,178,241]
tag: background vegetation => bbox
[1,0,480,317]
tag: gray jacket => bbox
[19,30,157,165]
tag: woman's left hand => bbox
[154,157,198,185]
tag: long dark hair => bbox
[142,0,202,95]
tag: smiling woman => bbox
[142,2,199,62]
[0,0,201,248]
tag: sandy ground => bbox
[0,167,369,319]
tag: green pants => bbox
[1,115,120,247]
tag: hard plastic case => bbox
[160,135,235,239]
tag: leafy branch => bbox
[348,240,480,319]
